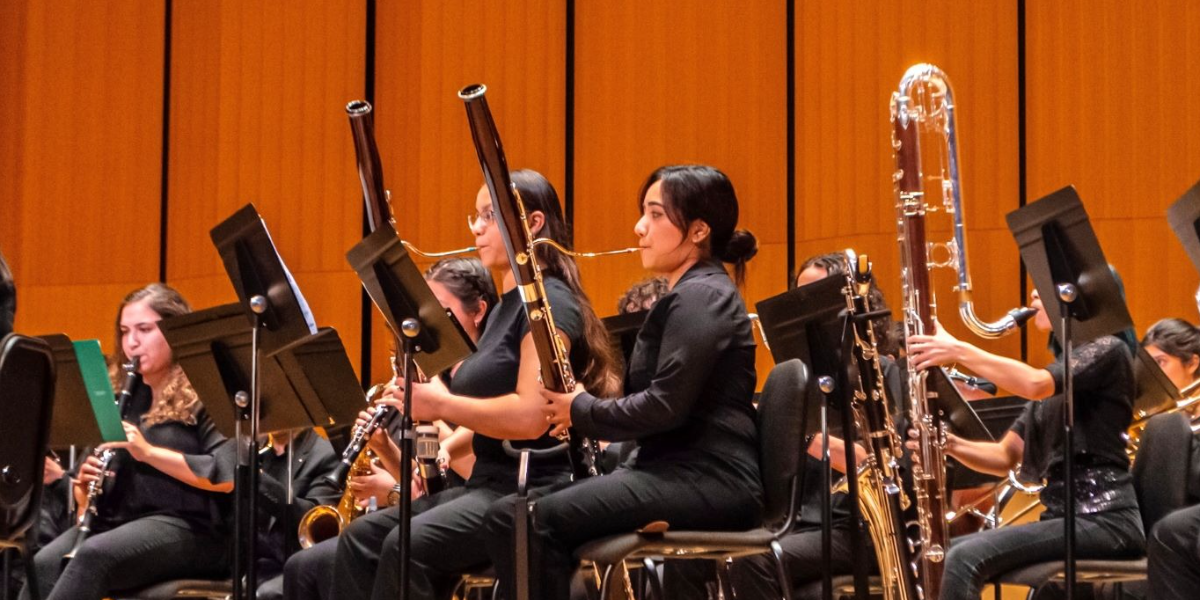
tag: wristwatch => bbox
[386,483,403,507]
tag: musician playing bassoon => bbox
[906,286,1145,600]
[21,284,233,600]
[483,164,762,599]
[310,170,616,600]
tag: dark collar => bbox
[674,259,729,288]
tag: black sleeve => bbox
[259,438,344,522]
[182,407,235,485]
[1043,335,1131,397]
[1008,400,1035,441]
[521,278,584,349]
[571,283,734,441]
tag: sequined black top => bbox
[1009,335,1138,517]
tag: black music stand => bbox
[756,274,870,600]
[205,204,358,600]
[1007,185,1134,598]
[346,222,474,600]
[39,335,107,449]
[0,249,13,339]
[1133,347,1183,420]
[1166,176,1200,274]
[602,310,647,368]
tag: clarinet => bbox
[323,363,447,494]
[64,357,141,561]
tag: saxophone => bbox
[837,249,920,600]
[891,63,1035,599]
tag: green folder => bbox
[72,340,127,443]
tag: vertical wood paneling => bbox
[574,0,788,384]
[167,0,367,374]
[0,1,165,347]
[796,0,1023,363]
[1027,0,1200,351]
[374,0,566,374]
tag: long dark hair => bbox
[795,252,897,357]
[1143,318,1200,375]
[0,251,14,338]
[509,170,620,396]
[638,165,758,284]
[113,283,200,426]
[424,257,498,333]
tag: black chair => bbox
[988,411,1194,598]
[573,359,810,600]
[0,334,57,600]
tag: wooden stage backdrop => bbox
[3,0,1199,397]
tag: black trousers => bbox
[730,526,857,600]
[313,485,502,600]
[1148,503,1200,600]
[484,464,761,600]
[19,516,228,600]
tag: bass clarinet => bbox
[892,63,1034,600]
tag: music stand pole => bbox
[817,375,834,600]
[398,317,420,600]
[233,295,267,600]
[1057,284,1078,598]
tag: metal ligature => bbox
[837,250,919,600]
[341,100,447,495]
[891,63,1035,600]
[64,356,141,561]
[458,84,599,480]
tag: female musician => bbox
[484,164,762,599]
[906,287,1145,600]
[287,170,616,600]
[1143,318,1200,600]
[346,256,500,504]
[1142,318,1200,392]
[282,256,500,600]
[21,283,232,600]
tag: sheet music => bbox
[260,218,319,335]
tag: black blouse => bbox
[571,260,760,489]
[95,383,230,533]
[1009,334,1137,516]
[450,277,584,488]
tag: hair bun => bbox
[719,229,758,264]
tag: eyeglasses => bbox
[467,208,496,229]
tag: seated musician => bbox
[483,164,762,599]
[906,285,1145,600]
[283,177,611,600]
[21,283,233,600]
[1142,318,1200,600]
[730,252,901,599]
[253,428,341,600]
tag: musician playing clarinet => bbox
[906,284,1145,600]
[21,284,233,600]
[484,164,762,599]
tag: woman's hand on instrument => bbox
[43,455,65,486]
[98,422,154,462]
[907,320,963,371]
[76,454,106,487]
[349,461,395,507]
[382,375,450,422]
[540,385,583,439]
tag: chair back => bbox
[0,333,56,541]
[757,359,809,529]
[1132,411,1192,532]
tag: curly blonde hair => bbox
[111,283,201,427]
